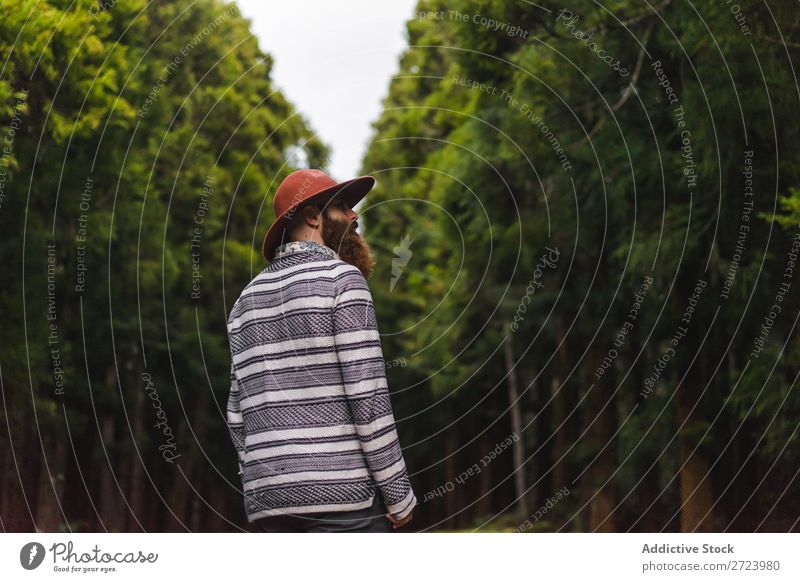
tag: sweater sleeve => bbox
[332,265,417,520]
[226,362,246,477]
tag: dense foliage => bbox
[1,0,798,532]
[361,0,800,532]
[0,0,327,531]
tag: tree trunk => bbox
[0,436,14,528]
[189,393,208,531]
[191,485,203,532]
[3,383,42,531]
[504,324,529,517]
[551,318,570,489]
[166,457,189,532]
[127,364,146,531]
[205,483,230,532]
[35,436,67,531]
[475,431,493,517]
[673,273,716,532]
[99,412,125,531]
[677,434,715,532]
[585,346,618,532]
[444,430,458,529]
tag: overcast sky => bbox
[235,0,418,182]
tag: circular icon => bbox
[20,542,46,570]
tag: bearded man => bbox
[225,169,417,533]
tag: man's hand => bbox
[385,510,413,529]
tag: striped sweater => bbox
[226,239,417,522]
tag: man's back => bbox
[226,240,417,523]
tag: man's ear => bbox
[301,204,322,228]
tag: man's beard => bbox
[321,211,374,279]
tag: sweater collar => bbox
[273,239,339,261]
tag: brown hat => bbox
[262,169,375,261]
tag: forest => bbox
[1,0,799,532]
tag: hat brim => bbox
[262,175,375,261]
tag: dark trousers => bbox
[252,493,392,533]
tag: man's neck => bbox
[290,231,326,246]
